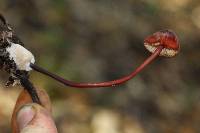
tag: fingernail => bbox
[17,105,36,130]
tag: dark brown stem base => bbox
[20,77,41,104]
[30,46,163,88]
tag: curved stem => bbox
[30,46,163,88]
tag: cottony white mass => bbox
[6,42,35,71]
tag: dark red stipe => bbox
[30,46,163,88]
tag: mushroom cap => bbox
[144,30,180,57]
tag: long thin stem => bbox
[30,46,163,88]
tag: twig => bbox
[19,76,41,104]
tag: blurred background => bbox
[0,0,199,133]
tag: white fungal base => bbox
[6,43,35,71]
[144,43,178,57]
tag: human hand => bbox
[11,88,58,133]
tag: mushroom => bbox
[0,12,180,103]
[144,29,180,57]
[30,29,180,88]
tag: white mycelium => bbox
[6,43,35,71]
[144,43,178,57]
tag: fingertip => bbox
[11,88,52,133]
[16,104,36,130]
[17,103,57,133]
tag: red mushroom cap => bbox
[144,30,180,57]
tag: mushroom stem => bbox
[30,46,163,88]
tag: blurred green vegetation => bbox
[0,0,200,133]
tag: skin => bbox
[11,88,58,133]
